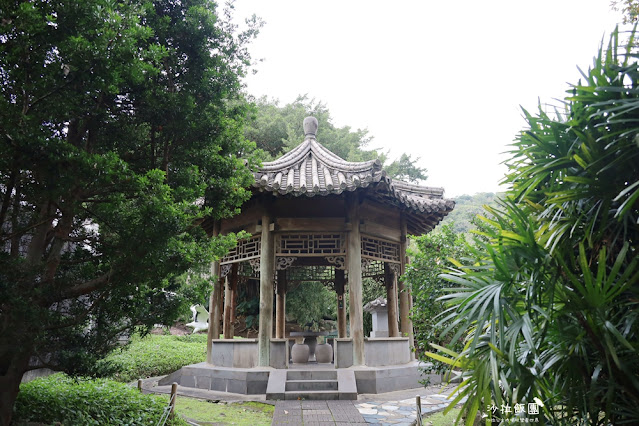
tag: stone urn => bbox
[291,343,310,364]
[315,342,333,364]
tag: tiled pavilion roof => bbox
[252,117,454,234]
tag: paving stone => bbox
[358,402,377,409]
[272,415,303,424]
[381,405,399,411]
[304,409,331,415]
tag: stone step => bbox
[284,390,341,400]
[286,370,337,381]
[266,369,357,400]
[285,379,338,392]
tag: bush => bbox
[14,374,186,425]
[286,281,336,330]
[429,28,639,424]
[404,223,468,370]
[103,334,207,383]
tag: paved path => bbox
[269,385,461,425]
[354,387,456,425]
[139,377,461,425]
[272,400,366,425]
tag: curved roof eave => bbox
[251,117,455,234]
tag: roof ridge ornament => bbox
[303,116,318,139]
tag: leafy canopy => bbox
[0,0,260,422]
[428,28,639,425]
[404,223,469,372]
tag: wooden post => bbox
[258,215,275,366]
[169,382,178,420]
[229,262,238,338]
[275,272,287,339]
[399,215,415,358]
[206,222,221,364]
[346,193,365,366]
[223,274,232,339]
[335,269,347,338]
[137,379,142,392]
[384,263,400,338]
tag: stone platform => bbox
[160,361,443,399]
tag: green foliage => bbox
[0,1,260,419]
[440,193,499,234]
[286,281,336,330]
[236,290,261,330]
[429,28,639,425]
[158,395,273,425]
[383,153,428,183]
[14,374,186,425]
[404,223,469,371]
[421,407,462,426]
[611,0,639,23]
[100,334,207,383]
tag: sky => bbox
[231,1,627,197]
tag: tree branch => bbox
[58,271,112,300]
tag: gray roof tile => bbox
[252,117,455,233]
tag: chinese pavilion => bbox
[163,117,454,397]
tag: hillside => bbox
[439,192,500,234]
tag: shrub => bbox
[429,28,639,425]
[14,374,186,425]
[404,223,469,370]
[103,334,207,383]
[286,281,336,330]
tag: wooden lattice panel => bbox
[361,258,384,278]
[284,265,335,283]
[221,235,261,264]
[238,261,259,279]
[276,233,345,256]
[361,235,401,263]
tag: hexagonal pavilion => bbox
[202,116,454,373]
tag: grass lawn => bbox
[103,333,207,383]
[422,407,462,425]
[160,395,274,425]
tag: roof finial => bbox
[303,116,318,139]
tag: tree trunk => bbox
[0,334,35,426]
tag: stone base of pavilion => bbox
[159,337,445,399]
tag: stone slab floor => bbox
[272,400,366,425]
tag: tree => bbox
[245,95,428,181]
[428,28,639,425]
[404,223,469,369]
[0,1,260,423]
[611,0,639,23]
[286,281,336,331]
[440,192,499,234]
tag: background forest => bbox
[3,1,638,425]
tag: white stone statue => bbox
[186,304,209,333]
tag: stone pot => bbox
[291,343,310,364]
[315,343,333,364]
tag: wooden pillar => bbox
[223,263,239,339]
[346,193,365,366]
[399,215,415,358]
[275,272,287,339]
[335,269,347,338]
[258,215,275,366]
[384,263,400,338]
[229,263,238,338]
[207,222,221,364]
[223,276,231,339]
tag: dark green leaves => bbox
[428,27,639,425]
